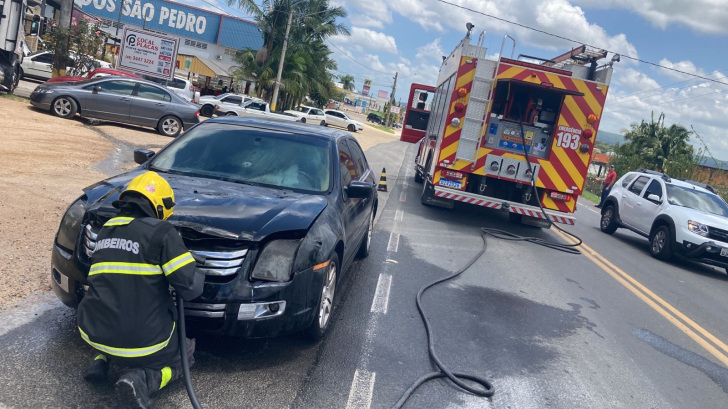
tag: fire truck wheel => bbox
[508,213,522,223]
[421,180,434,206]
[414,168,423,184]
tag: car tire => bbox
[320,120,326,126]
[305,253,339,340]
[200,105,214,117]
[300,117,306,124]
[421,179,434,206]
[18,67,23,81]
[600,205,618,234]
[357,211,374,259]
[348,124,356,132]
[414,168,423,184]
[51,97,77,119]
[157,115,182,137]
[650,226,673,261]
[225,111,238,116]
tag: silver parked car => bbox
[29,77,200,137]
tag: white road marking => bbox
[371,274,392,314]
[387,232,400,252]
[395,209,404,221]
[345,369,376,409]
[400,192,407,203]
[583,206,601,215]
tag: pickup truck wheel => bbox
[200,105,214,117]
[305,253,339,340]
[300,117,306,124]
[52,97,77,119]
[348,124,356,132]
[157,115,182,137]
[225,111,237,116]
[320,120,326,126]
[600,205,618,234]
[650,226,673,261]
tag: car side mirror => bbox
[647,193,661,203]
[134,148,155,165]
[92,85,101,94]
[345,180,373,199]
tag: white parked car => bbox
[323,109,363,132]
[20,50,110,81]
[214,99,298,122]
[141,75,196,103]
[198,93,251,117]
[600,169,728,271]
[284,105,327,125]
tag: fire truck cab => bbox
[408,29,615,227]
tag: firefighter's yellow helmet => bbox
[120,171,176,220]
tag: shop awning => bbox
[176,55,238,78]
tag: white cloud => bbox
[656,58,707,81]
[572,0,728,34]
[416,38,445,62]
[331,27,399,55]
[349,14,386,29]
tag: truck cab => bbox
[0,0,27,93]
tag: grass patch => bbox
[1,93,28,103]
[369,124,395,134]
[581,190,600,204]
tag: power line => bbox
[603,90,725,114]
[326,39,390,74]
[434,0,728,87]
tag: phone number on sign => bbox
[125,55,155,65]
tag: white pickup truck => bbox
[214,99,299,122]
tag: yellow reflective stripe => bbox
[162,252,195,276]
[103,217,134,227]
[89,262,162,276]
[94,354,107,362]
[78,323,176,358]
[160,367,172,390]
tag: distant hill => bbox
[595,130,624,146]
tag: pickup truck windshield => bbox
[665,184,728,217]
[151,123,331,192]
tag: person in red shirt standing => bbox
[596,164,617,208]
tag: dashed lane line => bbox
[371,274,393,314]
[387,233,400,253]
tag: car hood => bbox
[284,110,304,116]
[83,170,328,242]
[672,206,728,230]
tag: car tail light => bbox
[442,170,463,180]
[549,191,571,201]
[195,110,200,117]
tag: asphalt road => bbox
[2,141,728,408]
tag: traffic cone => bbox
[377,168,388,192]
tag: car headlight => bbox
[251,239,302,282]
[56,197,86,251]
[35,88,54,94]
[688,220,709,237]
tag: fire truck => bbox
[0,0,26,94]
[404,27,616,227]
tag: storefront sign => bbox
[118,27,179,80]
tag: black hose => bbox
[177,298,204,409]
[393,229,495,408]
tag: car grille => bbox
[708,226,728,243]
[83,224,247,277]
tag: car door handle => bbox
[155,102,165,106]
[622,195,627,198]
[119,97,130,101]
[637,203,641,206]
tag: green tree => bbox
[339,74,355,91]
[226,0,262,17]
[45,20,106,77]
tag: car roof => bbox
[204,117,348,141]
[627,171,714,194]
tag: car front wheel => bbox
[52,97,77,119]
[157,115,182,137]
[650,226,673,260]
[300,117,306,124]
[200,104,214,117]
[320,120,326,126]
[348,124,356,132]
[305,253,339,340]
[600,205,618,234]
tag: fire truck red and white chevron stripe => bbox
[434,191,502,208]
[510,206,575,225]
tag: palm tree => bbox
[226,0,262,17]
[339,74,355,91]
[621,111,694,174]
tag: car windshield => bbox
[150,123,331,193]
[296,107,311,113]
[213,93,231,100]
[665,184,728,217]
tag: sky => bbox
[195,0,728,158]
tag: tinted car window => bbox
[297,107,311,114]
[346,139,369,178]
[247,101,267,111]
[33,53,54,64]
[168,78,186,89]
[222,96,243,104]
[644,180,663,199]
[621,174,637,188]
[96,80,137,96]
[136,84,170,101]
[629,176,649,195]
[338,141,358,185]
[313,109,324,116]
[151,124,331,192]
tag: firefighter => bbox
[77,171,204,409]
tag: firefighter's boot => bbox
[115,369,155,409]
[83,354,109,383]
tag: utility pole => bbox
[271,5,294,111]
[386,72,398,127]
